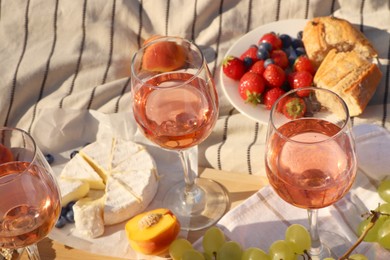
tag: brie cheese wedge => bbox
[60,153,105,190]
[59,137,159,237]
[57,179,89,206]
[104,169,158,225]
[73,198,104,238]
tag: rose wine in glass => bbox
[265,88,357,258]
[131,36,228,231]
[0,127,61,260]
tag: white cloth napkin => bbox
[194,124,390,259]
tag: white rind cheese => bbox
[111,139,144,168]
[78,139,114,181]
[57,179,90,206]
[112,149,156,173]
[59,137,159,237]
[104,169,158,225]
[73,198,104,238]
[60,153,105,190]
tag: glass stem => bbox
[178,149,206,215]
[178,150,196,194]
[25,244,41,260]
[307,209,323,256]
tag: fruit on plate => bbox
[222,56,246,80]
[263,87,285,110]
[249,60,265,75]
[142,36,186,72]
[263,63,286,88]
[238,72,265,105]
[288,70,313,97]
[270,49,289,69]
[222,30,313,113]
[293,55,316,75]
[258,32,282,50]
[0,143,14,164]
[282,97,307,119]
[125,208,180,255]
[240,45,259,63]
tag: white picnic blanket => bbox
[0,0,389,175]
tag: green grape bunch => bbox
[169,224,312,260]
[167,179,390,260]
[356,180,390,250]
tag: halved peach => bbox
[142,37,186,72]
[125,208,180,255]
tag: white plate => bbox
[220,19,308,124]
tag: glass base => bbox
[309,230,352,259]
[163,178,229,231]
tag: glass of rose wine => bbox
[0,127,61,260]
[131,36,228,231]
[265,87,357,258]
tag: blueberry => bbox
[66,201,76,211]
[243,57,253,68]
[257,49,269,60]
[264,58,274,68]
[292,38,304,49]
[65,209,75,223]
[279,34,292,48]
[258,42,272,52]
[70,150,79,159]
[288,48,298,66]
[45,154,54,164]
[60,207,68,217]
[282,47,291,56]
[295,47,306,56]
[297,30,303,39]
[288,57,297,66]
[55,216,67,228]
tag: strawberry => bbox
[263,64,286,88]
[288,71,313,97]
[294,55,316,75]
[249,60,265,75]
[258,33,282,50]
[282,97,306,119]
[238,72,265,105]
[222,56,246,80]
[270,50,289,69]
[0,144,14,164]
[240,45,259,62]
[263,87,285,110]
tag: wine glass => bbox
[131,36,228,231]
[265,87,357,258]
[0,127,61,260]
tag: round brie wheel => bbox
[59,137,159,237]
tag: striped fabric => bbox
[0,0,389,175]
